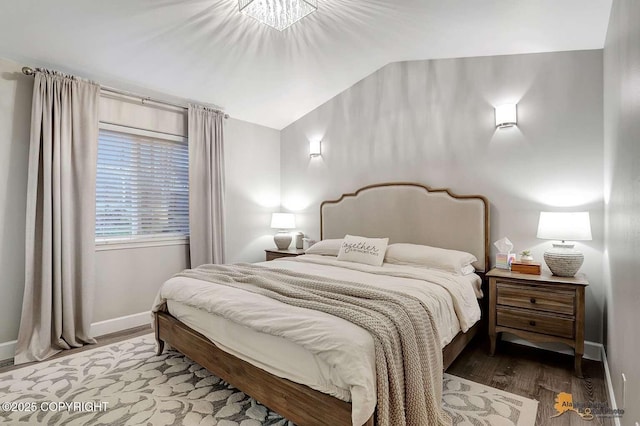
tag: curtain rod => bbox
[21,66,229,119]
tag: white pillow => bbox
[460,264,477,276]
[305,239,342,256]
[337,235,389,267]
[385,243,477,275]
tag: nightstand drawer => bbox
[497,282,575,315]
[497,307,575,339]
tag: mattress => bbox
[159,255,482,425]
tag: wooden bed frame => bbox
[154,182,490,426]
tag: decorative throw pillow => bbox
[385,243,477,275]
[305,239,343,256]
[337,235,389,267]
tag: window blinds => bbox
[96,128,189,240]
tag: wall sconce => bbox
[495,104,517,128]
[309,140,321,157]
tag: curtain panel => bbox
[15,69,100,364]
[188,105,226,267]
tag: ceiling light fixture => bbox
[238,0,318,31]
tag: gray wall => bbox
[94,244,190,322]
[0,58,31,344]
[281,50,605,343]
[603,0,640,422]
[225,118,281,264]
[0,56,281,344]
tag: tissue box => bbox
[496,253,516,270]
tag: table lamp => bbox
[270,213,296,250]
[536,212,592,277]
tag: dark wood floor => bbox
[448,336,613,426]
[1,327,612,426]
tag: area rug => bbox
[0,334,537,425]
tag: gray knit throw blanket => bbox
[176,263,452,426]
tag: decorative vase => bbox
[543,242,584,277]
[520,254,534,262]
[274,231,292,250]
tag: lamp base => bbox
[274,231,292,250]
[543,242,584,277]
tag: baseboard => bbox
[0,311,151,362]
[90,311,151,337]
[0,339,17,363]
[501,334,602,361]
[601,346,622,426]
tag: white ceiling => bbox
[0,0,611,129]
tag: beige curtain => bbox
[188,105,225,267]
[15,70,100,364]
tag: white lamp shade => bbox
[537,212,592,241]
[495,104,517,128]
[310,140,321,157]
[271,213,296,229]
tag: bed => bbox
[153,182,490,426]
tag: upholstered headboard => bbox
[320,183,490,272]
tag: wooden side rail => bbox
[155,311,372,426]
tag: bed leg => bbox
[154,308,165,355]
[155,338,165,356]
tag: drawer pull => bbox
[530,297,536,304]
[529,320,536,326]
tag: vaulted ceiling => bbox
[0,0,611,129]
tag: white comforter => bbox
[152,255,481,426]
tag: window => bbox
[96,125,189,244]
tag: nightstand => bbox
[487,268,588,377]
[265,248,305,261]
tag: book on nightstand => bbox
[510,261,542,275]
